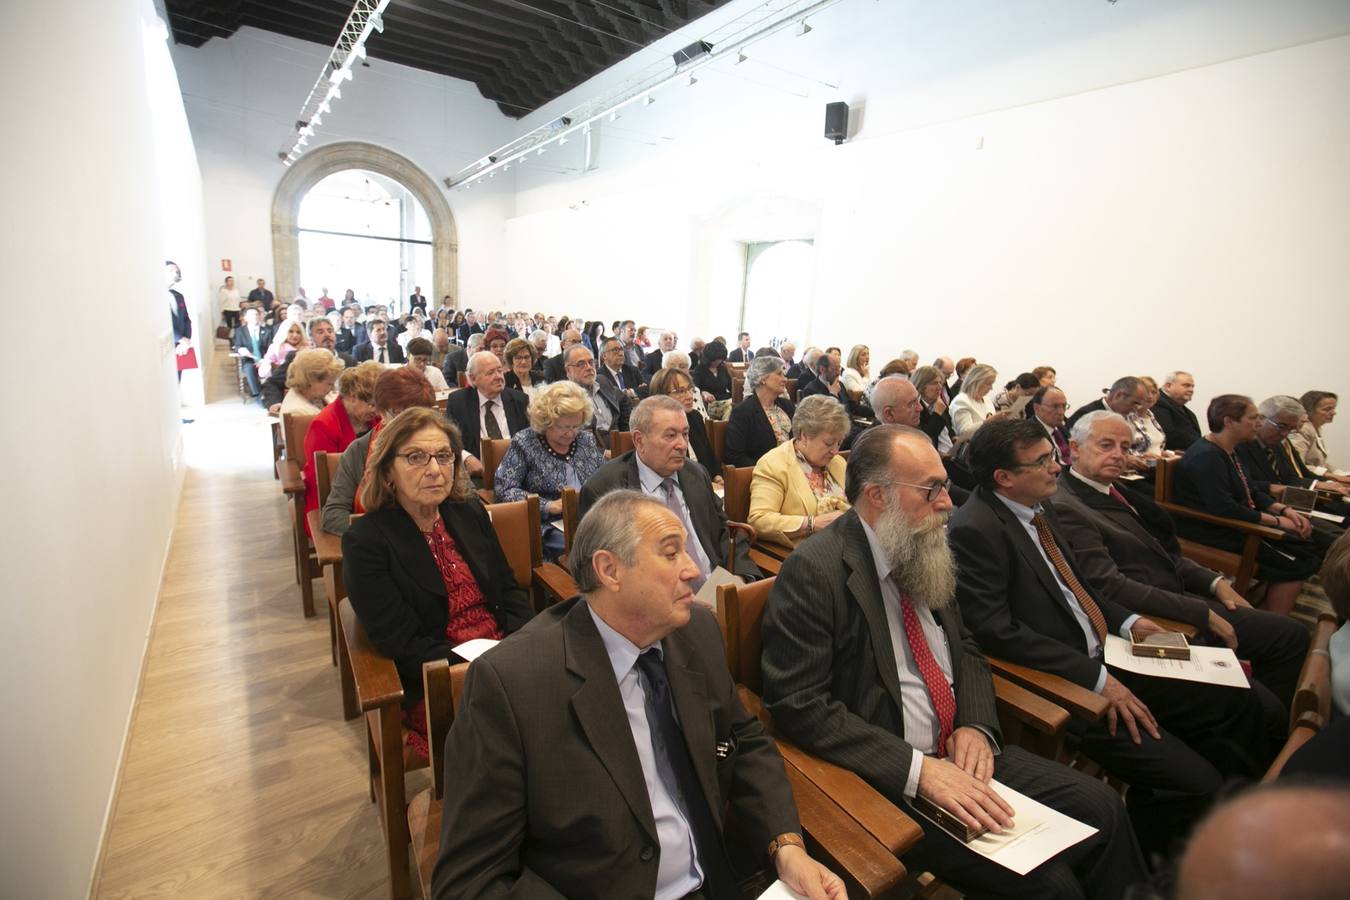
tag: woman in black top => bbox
[649,367,722,484]
[1173,394,1320,615]
[725,355,795,468]
[694,339,733,419]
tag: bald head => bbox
[871,376,921,427]
[1177,785,1350,900]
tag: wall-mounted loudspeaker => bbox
[824,102,848,145]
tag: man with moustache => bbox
[761,425,1146,899]
[260,317,355,411]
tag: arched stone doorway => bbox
[271,141,457,307]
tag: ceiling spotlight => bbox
[736,52,748,64]
[351,42,367,60]
[297,135,309,146]
[329,86,342,100]
[687,74,698,86]
[582,124,591,136]
[310,113,322,126]
[609,110,620,122]
[502,164,511,171]
[558,135,568,145]
[318,100,331,114]
[643,94,655,106]
[370,13,384,33]
[796,19,812,36]
[537,147,546,156]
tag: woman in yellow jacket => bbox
[748,394,852,549]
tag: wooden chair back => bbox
[315,451,342,507]
[1292,613,1337,726]
[561,487,580,555]
[721,465,755,524]
[1154,456,1177,502]
[1262,711,1325,783]
[281,412,315,460]
[485,495,544,590]
[609,430,634,458]
[785,378,797,403]
[457,371,469,388]
[423,659,471,800]
[706,418,728,466]
[717,577,776,695]
[731,370,746,405]
[479,437,512,492]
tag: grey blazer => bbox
[320,431,372,536]
[760,510,1000,807]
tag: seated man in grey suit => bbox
[580,396,760,584]
[433,491,843,900]
[1049,410,1309,717]
[762,425,1146,899]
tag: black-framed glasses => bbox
[398,450,455,468]
[1007,452,1058,471]
[888,479,952,502]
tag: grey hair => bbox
[631,394,687,435]
[573,490,669,594]
[910,365,944,395]
[467,350,498,379]
[1069,410,1131,445]
[960,364,998,397]
[1164,370,1192,385]
[1258,395,1305,420]
[662,350,690,371]
[780,341,796,355]
[900,349,920,364]
[529,329,549,343]
[745,354,786,391]
[792,394,852,439]
[1109,375,1143,396]
[801,347,823,369]
[466,333,485,351]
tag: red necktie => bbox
[1030,514,1108,644]
[898,591,956,757]
[1107,485,1136,515]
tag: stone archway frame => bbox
[270,141,457,308]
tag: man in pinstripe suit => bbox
[761,425,1146,898]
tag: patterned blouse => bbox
[493,427,606,514]
[796,444,847,503]
[765,403,793,446]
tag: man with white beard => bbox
[761,425,1146,899]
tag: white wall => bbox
[494,0,1350,449]
[170,27,517,310]
[0,0,202,895]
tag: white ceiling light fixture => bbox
[687,74,698,86]
[796,19,812,36]
[277,0,392,165]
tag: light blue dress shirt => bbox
[587,606,702,899]
[635,454,713,579]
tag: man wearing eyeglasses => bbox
[445,351,530,477]
[762,425,1146,898]
[949,417,1275,859]
[566,344,630,451]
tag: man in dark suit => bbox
[728,331,754,363]
[1049,409,1309,714]
[1066,376,1148,431]
[643,330,677,382]
[949,418,1275,856]
[433,490,843,899]
[1151,371,1203,451]
[444,351,529,476]
[762,426,1146,898]
[335,306,361,354]
[565,345,630,449]
[231,306,270,397]
[456,309,484,345]
[871,377,973,505]
[353,319,405,364]
[580,396,760,583]
[260,318,355,410]
[407,286,427,314]
[441,333,481,387]
[543,328,582,383]
[246,277,274,313]
[598,338,644,401]
[166,261,192,396]
[616,320,645,371]
[1029,386,1074,466]
[799,351,867,419]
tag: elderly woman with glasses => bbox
[342,407,534,759]
[725,355,795,468]
[649,366,722,484]
[494,380,606,561]
[748,395,852,549]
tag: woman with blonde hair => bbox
[748,395,851,549]
[841,344,872,396]
[494,380,606,560]
[949,363,1001,439]
[279,348,343,416]
[343,407,534,758]
[259,319,308,379]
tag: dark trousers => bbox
[240,358,261,397]
[1075,666,1272,859]
[1213,601,1309,713]
[223,309,241,328]
[901,746,1147,899]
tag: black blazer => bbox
[335,326,359,354]
[341,498,535,705]
[441,347,469,384]
[503,369,543,394]
[169,289,191,342]
[456,322,484,345]
[918,403,955,449]
[1174,438,1270,525]
[578,450,760,578]
[686,409,720,477]
[408,293,428,312]
[724,396,795,468]
[232,323,271,358]
[598,362,643,395]
[1049,473,1218,630]
[694,365,733,401]
[728,347,753,363]
[354,340,406,364]
[542,353,567,384]
[948,485,1134,690]
[643,348,665,381]
[761,510,1001,805]
[1152,393,1203,452]
[445,387,530,457]
[1235,439,1315,494]
[1065,398,1107,431]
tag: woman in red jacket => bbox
[302,360,382,535]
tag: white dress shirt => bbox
[588,607,702,899]
[993,493,1138,693]
[479,391,510,441]
[635,455,712,579]
[419,365,449,392]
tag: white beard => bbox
[875,506,956,610]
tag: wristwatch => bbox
[767,832,805,858]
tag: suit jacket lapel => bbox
[563,604,658,842]
[662,630,722,816]
[678,467,721,565]
[377,508,447,597]
[839,515,909,722]
[1069,478,1173,565]
[981,489,1081,625]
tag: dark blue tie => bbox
[634,649,737,899]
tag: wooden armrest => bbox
[277,458,304,493]
[307,510,343,565]
[727,521,758,544]
[533,563,578,604]
[339,599,404,711]
[747,549,782,577]
[751,540,792,562]
[986,657,1108,721]
[1262,711,1324,783]
[1147,615,1199,638]
[992,674,1070,736]
[1156,501,1283,540]
[776,740,923,856]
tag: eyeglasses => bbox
[549,423,584,434]
[1262,417,1296,434]
[1007,452,1058,471]
[567,359,595,369]
[397,450,455,468]
[886,479,952,502]
[668,386,694,397]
